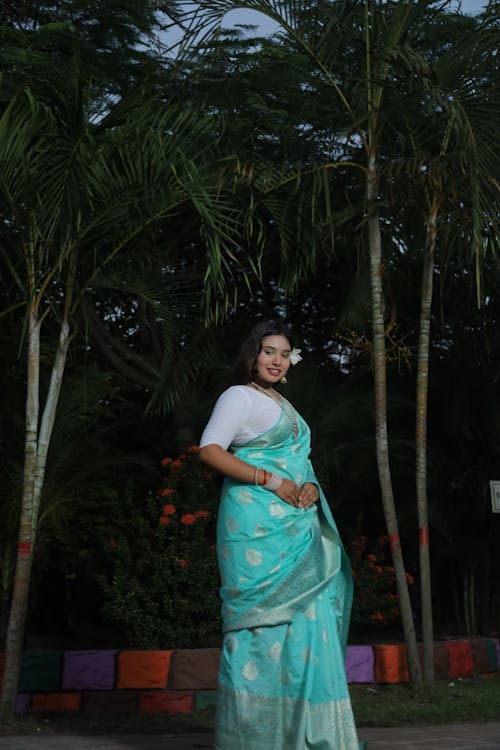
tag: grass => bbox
[350,674,500,726]
[1,675,499,735]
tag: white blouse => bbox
[199,385,281,450]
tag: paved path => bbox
[0,724,499,750]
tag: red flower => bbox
[375,565,383,574]
[161,457,172,467]
[163,504,176,516]
[367,554,377,563]
[171,459,183,470]
[161,488,173,496]
[181,513,196,525]
[194,509,210,520]
[159,516,170,526]
[370,611,384,622]
[186,445,200,453]
[178,559,189,568]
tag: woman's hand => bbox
[273,478,303,508]
[298,482,320,509]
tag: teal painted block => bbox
[195,690,218,710]
[18,651,62,693]
[486,639,498,672]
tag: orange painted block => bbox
[32,693,81,712]
[445,641,474,677]
[139,691,193,714]
[116,650,172,689]
[374,644,409,683]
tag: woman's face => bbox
[253,335,292,387]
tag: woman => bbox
[199,321,362,750]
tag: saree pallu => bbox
[215,405,360,750]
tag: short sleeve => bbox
[199,387,254,450]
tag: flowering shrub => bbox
[102,446,221,648]
[348,533,414,628]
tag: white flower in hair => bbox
[290,348,302,366]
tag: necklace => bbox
[249,381,299,440]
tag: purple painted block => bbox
[62,650,117,691]
[345,645,375,683]
[15,694,30,714]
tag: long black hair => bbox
[229,320,293,385]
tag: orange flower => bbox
[178,559,189,568]
[186,445,200,453]
[163,504,176,516]
[161,487,173,496]
[194,509,210,520]
[405,572,415,585]
[161,457,172,467]
[171,459,183,470]
[181,513,196,525]
[159,516,170,526]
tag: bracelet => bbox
[263,472,283,491]
[254,467,272,486]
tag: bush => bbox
[102,447,221,648]
[349,532,413,628]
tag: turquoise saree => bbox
[214,400,361,750]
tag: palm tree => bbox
[382,6,500,679]
[175,0,425,682]
[175,0,499,683]
[0,29,246,718]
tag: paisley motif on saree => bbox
[214,404,361,750]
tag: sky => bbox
[221,0,488,34]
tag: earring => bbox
[280,376,287,384]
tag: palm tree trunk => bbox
[0,307,40,720]
[0,313,70,720]
[416,204,438,683]
[367,151,422,685]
